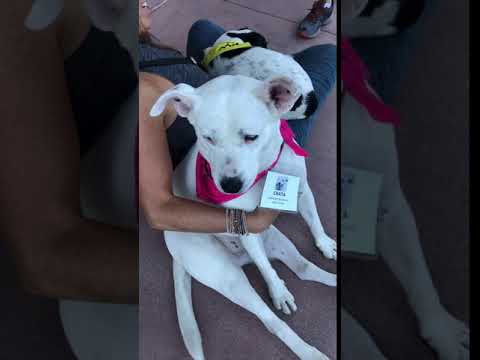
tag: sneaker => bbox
[297,0,335,39]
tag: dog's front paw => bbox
[315,233,337,260]
[420,308,469,360]
[269,280,297,315]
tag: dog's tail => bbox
[173,259,205,360]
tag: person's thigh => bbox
[140,43,210,86]
[290,44,337,147]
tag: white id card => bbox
[341,166,383,259]
[259,171,300,213]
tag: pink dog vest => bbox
[341,38,401,125]
[196,120,308,205]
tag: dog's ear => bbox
[244,31,268,48]
[227,30,268,48]
[150,84,199,119]
[257,77,300,118]
[25,0,64,30]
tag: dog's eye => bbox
[244,135,259,143]
[203,136,215,145]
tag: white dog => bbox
[150,74,337,360]
[202,28,318,120]
[341,1,469,359]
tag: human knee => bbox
[295,44,336,68]
[188,19,220,41]
[192,19,213,29]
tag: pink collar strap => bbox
[196,120,308,205]
[341,38,401,125]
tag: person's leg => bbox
[139,42,210,87]
[139,19,225,70]
[290,44,337,147]
[186,19,226,64]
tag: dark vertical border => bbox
[336,1,342,358]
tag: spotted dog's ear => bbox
[257,76,301,118]
[150,84,200,120]
[25,0,64,30]
[226,29,268,48]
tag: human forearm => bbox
[138,74,280,235]
[144,195,278,234]
[15,218,137,303]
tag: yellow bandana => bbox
[202,41,253,68]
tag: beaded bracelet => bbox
[226,208,249,236]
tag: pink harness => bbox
[341,38,401,125]
[196,120,308,205]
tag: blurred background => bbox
[342,1,469,359]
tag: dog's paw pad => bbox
[269,280,296,315]
[315,234,337,260]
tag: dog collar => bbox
[196,120,309,205]
[341,38,401,125]
[202,41,253,68]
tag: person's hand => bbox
[139,0,152,37]
[248,208,280,233]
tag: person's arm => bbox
[139,73,279,233]
[1,1,137,303]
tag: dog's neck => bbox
[202,40,253,68]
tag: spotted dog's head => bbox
[203,28,268,64]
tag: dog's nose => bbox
[220,176,243,194]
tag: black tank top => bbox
[64,27,138,154]
[139,42,210,168]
